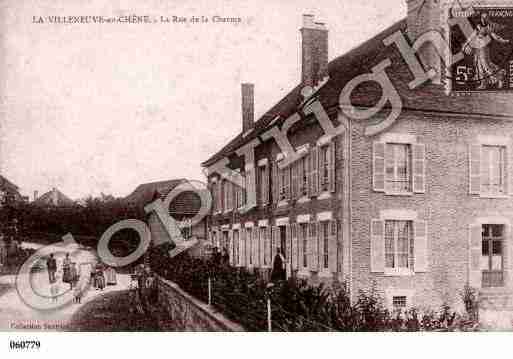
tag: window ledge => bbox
[384,191,413,197]
[318,270,332,278]
[297,196,310,204]
[297,270,310,277]
[384,269,414,277]
[478,193,510,199]
[278,200,289,207]
[318,191,332,200]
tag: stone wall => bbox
[156,276,245,331]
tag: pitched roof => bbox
[125,179,186,206]
[125,178,205,218]
[202,18,513,167]
[34,188,74,206]
[0,175,20,193]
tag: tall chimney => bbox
[52,187,58,206]
[33,190,38,201]
[300,14,328,88]
[241,83,254,133]
[406,0,441,83]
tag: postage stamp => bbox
[450,5,513,92]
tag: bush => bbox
[149,246,479,332]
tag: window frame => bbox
[384,220,414,276]
[385,142,412,194]
[481,144,507,196]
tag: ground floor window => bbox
[482,224,504,287]
[322,221,329,269]
[384,220,414,270]
[233,230,239,265]
[301,223,308,268]
[261,227,268,266]
[392,295,407,309]
[247,227,253,265]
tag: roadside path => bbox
[0,241,130,331]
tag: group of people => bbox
[90,263,118,291]
[46,252,117,304]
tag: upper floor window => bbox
[319,145,330,192]
[481,145,506,195]
[211,182,218,212]
[385,143,412,193]
[279,167,290,201]
[373,136,425,195]
[470,138,509,198]
[300,156,308,196]
[258,163,269,205]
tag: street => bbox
[0,241,131,331]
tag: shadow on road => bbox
[66,290,161,331]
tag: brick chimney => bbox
[406,0,441,82]
[52,187,58,206]
[300,14,328,88]
[33,190,38,201]
[241,83,254,133]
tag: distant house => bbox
[33,187,74,207]
[125,179,208,255]
[0,175,23,206]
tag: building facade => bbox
[202,1,513,312]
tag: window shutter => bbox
[253,227,259,267]
[370,219,385,272]
[271,226,278,261]
[285,167,291,201]
[244,228,251,267]
[373,142,385,192]
[412,144,426,193]
[318,222,326,269]
[469,144,481,195]
[308,222,319,271]
[328,220,338,272]
[227,230,232,266]
[291,224,299,270]
[240,228,246,266]
[291,162,298,199]
[310,147,319,196]
[258,228,265,266]
[285,224,292,263]
[329,142,336,192]
[272,163,278,203]
[263,165,269,204]
[266,226,272,266]
[469,224,482,288]
[414,220,428,272]
[305,152,311,197]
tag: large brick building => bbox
[202,0,513,312]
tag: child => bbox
[73,285,83,304]
[50,278,60,303]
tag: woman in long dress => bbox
[463,13,510,89]
[62,253,72,287]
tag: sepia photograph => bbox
[1,0,513,355]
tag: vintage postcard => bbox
[2,0,513,353]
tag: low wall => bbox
[156,276,245,331]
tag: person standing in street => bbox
[271,248,286,283]
[47,253,57,283]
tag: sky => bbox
[0,0,405,200]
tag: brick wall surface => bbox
[350,112,513,310]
